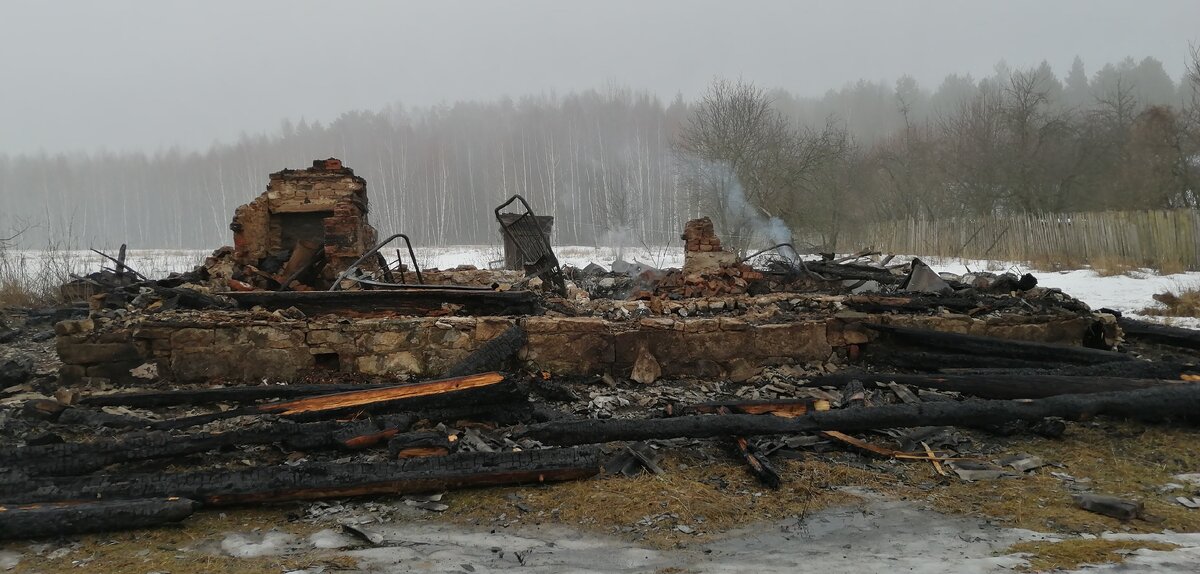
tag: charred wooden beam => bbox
[866,350,1068,372]
[809,373,1178,399]
[0,498,197,539]
[866,323,1131,365]
[79,383,393,408]
[388,431,454,458]
[225,288,540,317]
[803,261,902,284]
[1118,317,1200,351]
[843,294,1011,314]
[668,399,823,418]
[2,418,411,476]
[716,407,780,489]
[517,384,1200,446]
[1,447,602,506]
[937,361,1199,380]
[444,325,527,378]
[56,407,151,428]
[151,372,511,430]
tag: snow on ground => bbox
[910,255,1200,329]
[5,246,1199,328]
[0,249,208,286]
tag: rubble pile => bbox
[2,159,1199,545]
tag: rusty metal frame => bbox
[494,194,567,296]
[329,233,424,291]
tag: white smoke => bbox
[713,163,797,260]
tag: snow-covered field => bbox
[5,246,1199,327]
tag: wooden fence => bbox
[837,210,1200,271]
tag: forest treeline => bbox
[1,53,1198,255]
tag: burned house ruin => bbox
[55,159,1118,386]
[15,157,1200,544]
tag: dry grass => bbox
[445,455,902,548]
[3,421,1198,569]
[1006,539,1178,572]
[1089,254,1141,277]
[0,506,356,574]
[924,422,1200,534]
[1141,283,1200,317]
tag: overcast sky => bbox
[1,0,1197,155]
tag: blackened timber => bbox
[866,323,1132,365]
[669,399,819,417]
[80,383,394,408]
[717,407,781,489]
[938,361,1199,380]
[388,431,454,458]
[0,498,197,539]
[1118,317,1200,351]
[226,288,540,317]
[3,419,389,476]
[867,350,1069,372]
[843,294,1015,314]
[803,261,902,284]
[0,447,601,505]
[150,372,511,430]
[517,384,1200,446]
[444,325,527,378]
[809,373,1178,399]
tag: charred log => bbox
[0,498,197,540]
[388,431,455,458]
[0,447,602,506]
[866,323,1131,365]
[808,373,1177,399]
[150,372,512,430]
[80,383,393,408]
[668,399,822,417]
[2,418,409,477]
[444,325,527,379]
[1118,317,1200,351]
[517,384,1200,446]
[867,350,1068,372]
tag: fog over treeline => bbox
[2,53,1199,253]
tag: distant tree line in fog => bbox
[1,52,1198,255]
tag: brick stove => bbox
[227,158,379,289]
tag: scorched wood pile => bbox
[4,319,1200,540]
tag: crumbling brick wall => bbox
[228,158,378,289]
[681,217,738,274]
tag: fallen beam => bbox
[1,447,602,505]
[2,417,414,476]
[1118,317,1200,351]
[150,372,510,430]
[0,498,197,539]
[516,384,1200,446]
[866,323,1132,365]
[716,406,781,489]
[667,399,825,418]
[867,350,1069,372]
[80,383,393,408]
[809,373,1179,399]
[444,325,527,378]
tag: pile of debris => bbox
[5,158,1200,543]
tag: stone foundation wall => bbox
[55,309,1104,386]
